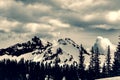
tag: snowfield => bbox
[96,76,120,80]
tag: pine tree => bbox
[88,47,96,79]
[102,63,106,78]
[89,47,95,70]
[112,36,120,76]
[52,56,63,80]
[105,46,111,76]
[94,47,101,78]
[78,44,85,80]
[88,47,100,79]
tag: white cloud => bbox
[0,0,8,8]
[91,24,113,30]
[0,0,17,8]
[24,18,70,33]
[27,3,52,12]
[106,10,120,23]
[48,19,70,28]
[0,0,53,23]
[24,23,53,32]
[83,13,103,21]
[39,17,70,28]
[53,0,109,12]
[0,18,21,32]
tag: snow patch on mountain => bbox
[93,36,116,55]
[33,38,81,65]
[97,76,120,80]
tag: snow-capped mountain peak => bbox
[93,36,116,55]
[33,38,84,65]
[0,37,89,65]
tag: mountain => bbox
[0,36,89,65]
[93,36,116,55]
[0,36,116,66]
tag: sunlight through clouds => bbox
[106,10,120,22]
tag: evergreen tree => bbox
[94,47,101,78]
[102,63,106,78]
[105,46,112,76]
[52,56,63,80]
[78,44,85,80]
[88,47,100,79]
[112,36,120,76]
[88,47,96,79]
[70,65,79,80]
[89,47,95,70]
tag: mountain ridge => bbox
[0,36,89,65]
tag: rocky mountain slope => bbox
[0,36,116,66]
[0,36,89,65]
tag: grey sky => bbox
[0,0,119,48]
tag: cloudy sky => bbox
[0,0,119,48]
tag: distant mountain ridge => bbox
[0,36,89,65]
[0,36,115,65]
[0,36,52,56]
